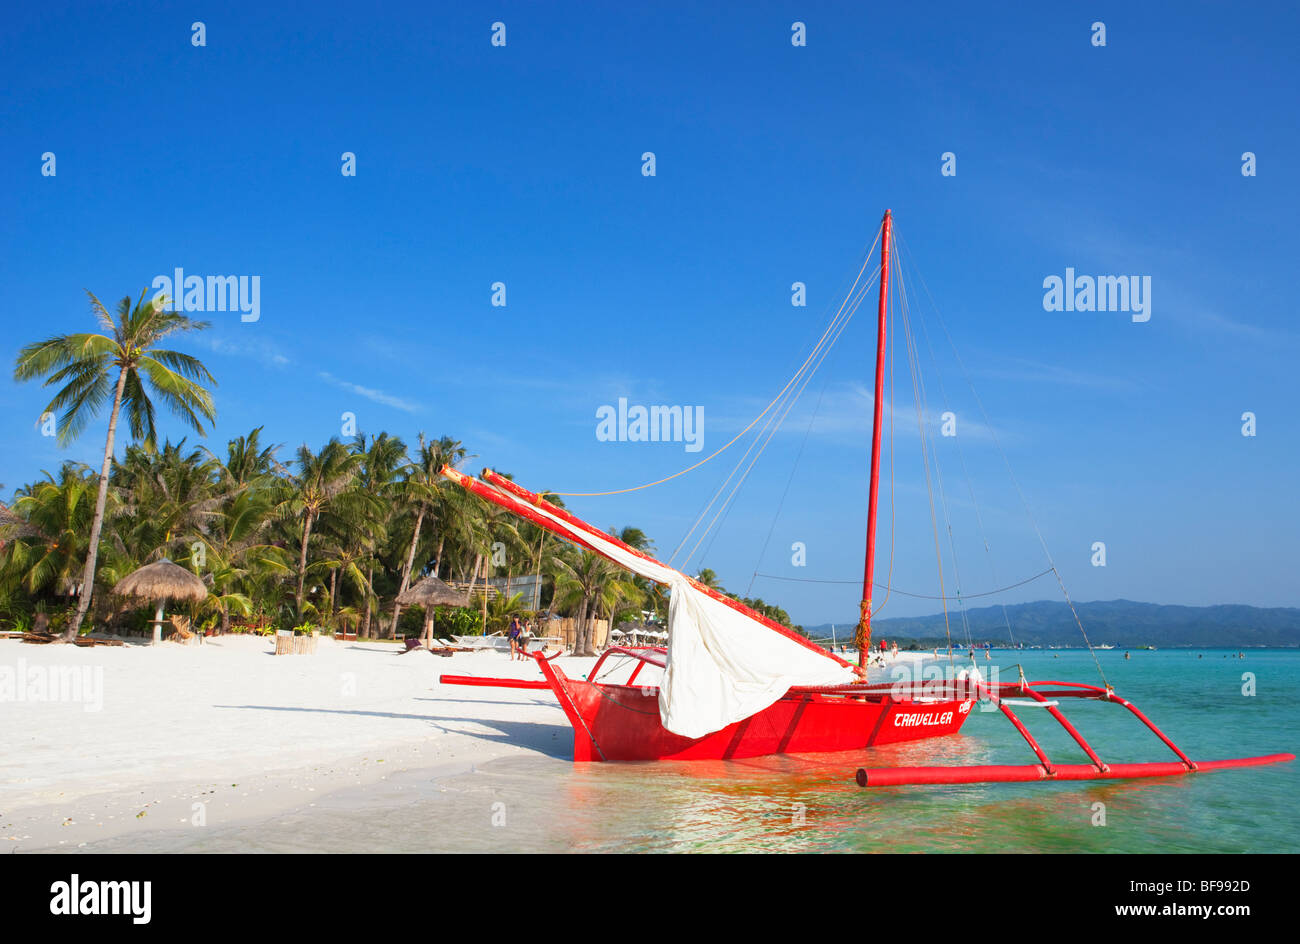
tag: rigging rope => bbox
[895,233,1109,688]
[676,270,870,570]
[898,245,1018,648]
[742,358,836,598]
[752,566,1055,599]
[669,255,881,567]
[743,250,900,621]
[895,239,972,652]
[896,240,956,659]
[553,229,882,498]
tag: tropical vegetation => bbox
[2,292,805,649]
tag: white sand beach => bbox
[1,636,950,852]
[1,635,626,851]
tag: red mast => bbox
[857,209,892,668]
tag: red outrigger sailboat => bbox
[441,465,976,761]
[439,211,1294,786]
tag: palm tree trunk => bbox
[329,567,338,619]
[433,536,444,578]
[579,597,592,656]
[362,564,374,638]
[65,367,128,640]
[390,505,425,637]
[532,535,546,613]
[295,512,314,614]
[463,552,483,633]
[475,554,487,634]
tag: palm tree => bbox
[485,591,529,634]
[350,432,406,637]
[0,463,103,600]
[517,491,564,614]
[13,290,216,639]
[208,426,283,489]
[695,568,723,591]
[552,550,637,656]
[390,435,466,634]
[614,526,659,622]
[111,439,221,564]
[282,439,370,616]
[194,489,291,634]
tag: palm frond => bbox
[137,356,217,434]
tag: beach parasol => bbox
[112,559,208,644]
[396,575,469,645]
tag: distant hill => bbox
[804,600,1300,648]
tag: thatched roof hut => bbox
[112,559,207,645]
[112,559,208,602]
[396,575,469,645]
[396,575,468,608]
[0,501,39,541]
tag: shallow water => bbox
[72,649,1300,853]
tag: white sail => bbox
[447,470,853,738]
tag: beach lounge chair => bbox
[166,615,198,645]
[399,636,455,657]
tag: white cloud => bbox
[318,372,421,413]
[192,334,290,367]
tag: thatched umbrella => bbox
[113,559,208,644]
[396,575,469,646]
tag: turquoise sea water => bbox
[73,649,1299,853]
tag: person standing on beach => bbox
[508,615,523,661]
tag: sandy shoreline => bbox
[2,635,947,852]
[1,635,604,852]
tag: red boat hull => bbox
[539,660,973,762]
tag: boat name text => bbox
[893,710,955,727]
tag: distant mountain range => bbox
[804,600,1300,648]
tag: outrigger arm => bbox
[855,676,1293,787]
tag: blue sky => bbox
[2,2,1297,624]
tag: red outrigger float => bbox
[438,210,1294,786]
